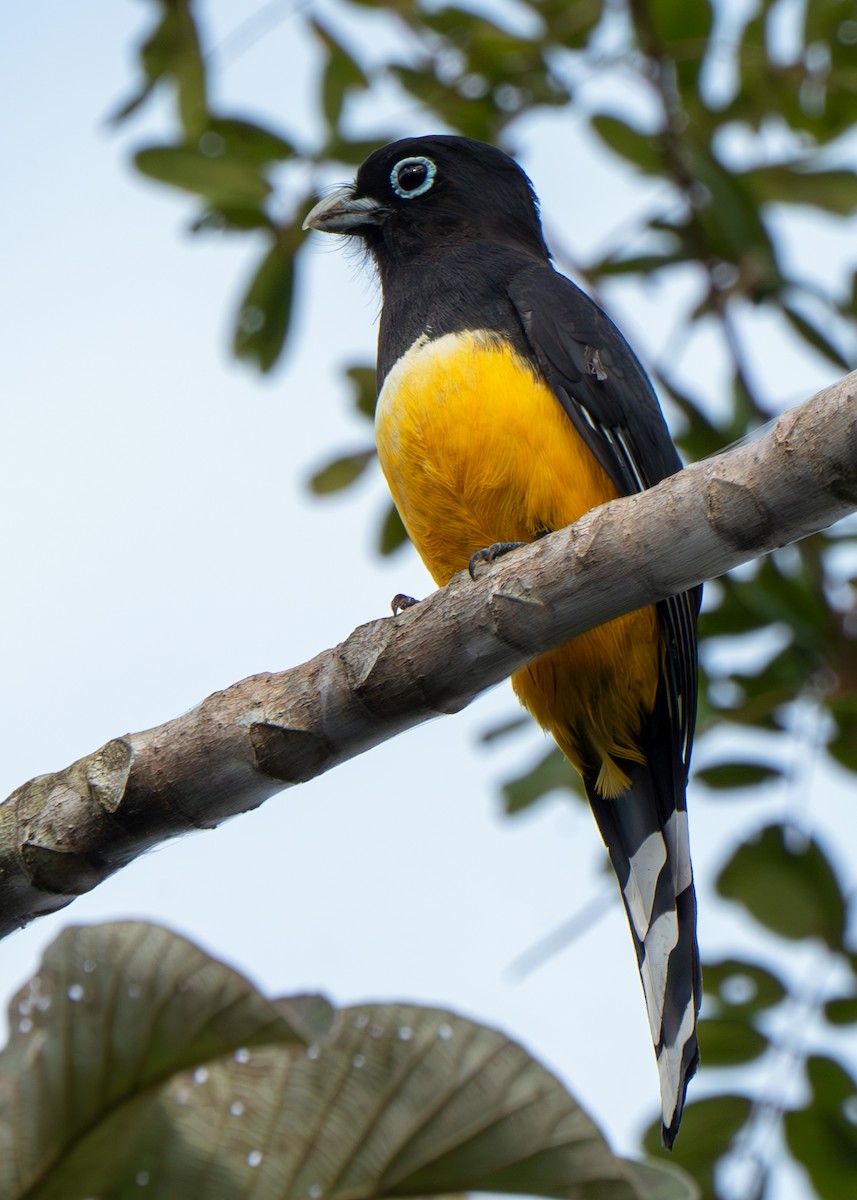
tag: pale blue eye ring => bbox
[390,156,437,199]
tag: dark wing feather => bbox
[509,265,702,1147]
[509,264,700,776]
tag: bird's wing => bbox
[510,265,702,1147]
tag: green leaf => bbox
[113,0,207,133]
[192,206,274,234]
[742,163,857,215]
[378,502,409,555]
[326,136,397,166]
[828,728,857,773]
[780,301,852,369]
[805,0,857,53]
[621,1159,701,1200]
[716,823,847,949]
[0,923,691,1199]
[784,1056,857,1198]
[719,553,831,649]
[479,715,532,743]
[539,0,603,49]
[311,18,368,129]
[824,996,857,1025]
[828,693,857,771]
[694,760,782,789]
[502,746,582,814]
[134,144,271,209]
[309,448,375,494]
[390,66,503,143]
[345,363,378,420]
[233,236,297,372]
[703,959,786,1015]
[697,1017,768,1066]
[0,921,305,1198]
[642,1095,752,1200]
[644,0,713,48]
[589,114,662,173]
[638,0,713,95]
[418,7,570,112]
[690,149,782,296]
[205,118,294,166]
[592,251,689,278]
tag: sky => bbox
[1,2,856,1193]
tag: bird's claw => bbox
[391,593,419,615]
[468,541,527,579]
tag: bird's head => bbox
[303,135,549,266]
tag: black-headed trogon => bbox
[304,135,702,1147]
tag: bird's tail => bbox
[585,727,701,1149]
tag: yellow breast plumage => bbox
[375,329,660,798]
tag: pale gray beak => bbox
[302,187,388,233]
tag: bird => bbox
[303,134,701,1147]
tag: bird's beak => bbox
[302,187,388,233]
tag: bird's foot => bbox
[391,593,420,615]
[468,541,527,579]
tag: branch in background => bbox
[1,372,856,941]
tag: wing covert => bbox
[509,265,701,781]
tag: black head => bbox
[303,135,550,267]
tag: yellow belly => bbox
[375,329,659,796]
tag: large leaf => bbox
[0,922,695,1200]
[0,922,306,1197]
[716,824,847,948]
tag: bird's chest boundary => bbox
[376,329,550,490]
[374,330,619,583]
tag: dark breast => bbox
[376,242,541,387]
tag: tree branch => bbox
[2,373,856,940]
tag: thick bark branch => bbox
[2,373,856,939]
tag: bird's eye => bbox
[390,156,437,199]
